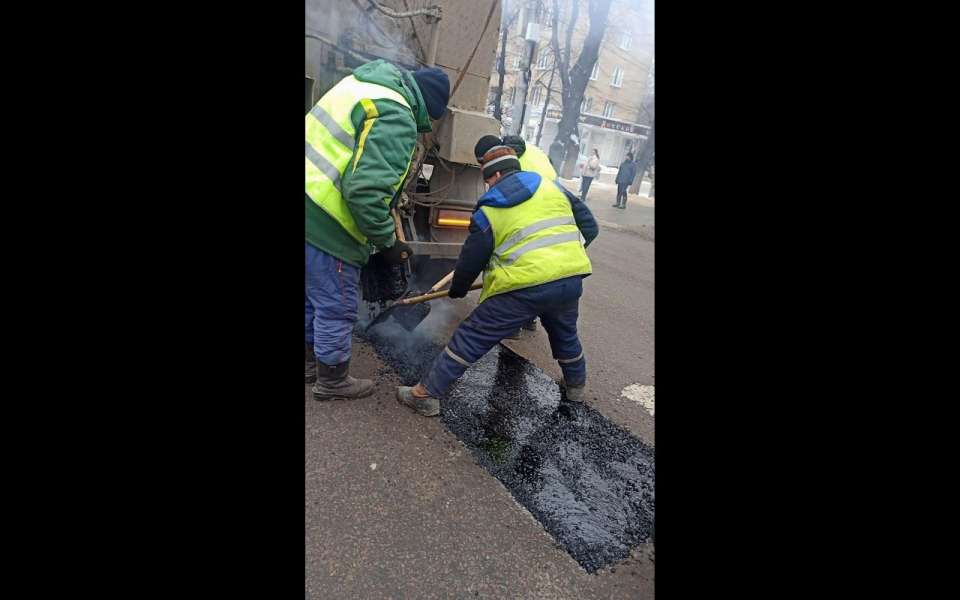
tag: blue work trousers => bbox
[422,276,587,397]
[305,243,360,365]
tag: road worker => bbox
[306,59,449,400]
[396,144,598,416]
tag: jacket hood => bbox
[478,171,542,209]
[352,59,433,133]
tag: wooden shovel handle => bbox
[429,270,456,292]
[398,282,483,305]
[392,210,406,243]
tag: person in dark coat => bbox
[613,152,638,209]
[548,139,566,172]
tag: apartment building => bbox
[490,0,654,168]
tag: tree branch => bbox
[561,0,578,96]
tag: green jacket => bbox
[305,60,433,267]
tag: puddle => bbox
[360,324,655,573]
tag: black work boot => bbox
[305,343,317,384]
[312,360,375,401]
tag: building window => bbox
[531,85,543,106]
[611,66,624,88]
[509,87,516,103]
[581,96,593,114]
[620,33,633,50]
[512,56,521,70]
[590,62,599,80]
[536,50,552,70]
[603,101,615,118]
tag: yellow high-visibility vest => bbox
[478,175,591,302]
[518,144,558,180]
[305,75,412,244]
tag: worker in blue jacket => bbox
[473,134,569,337]
[396,144,599,417]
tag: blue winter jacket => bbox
[448,171,599,297]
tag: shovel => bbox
[364,282,483,332]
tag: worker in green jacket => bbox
[305,59,449,400]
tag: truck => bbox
[305,0,504,303]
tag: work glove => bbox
[380,240,413,265]
[447,268,476,299]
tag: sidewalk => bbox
[559,177,655,241]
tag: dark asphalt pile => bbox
[357,316,441,384]
[358,327,655,573]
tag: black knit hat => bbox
[480,145,521,180]
[501,134,527,157]
[412,67,450,120]
[474,135,502,161]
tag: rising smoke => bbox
[305,0,422,78]
[357,274,469,386]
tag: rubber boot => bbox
[312,360,375,401]
[562,380,586,403]
[305,343,317,384]
[396,385,440,417]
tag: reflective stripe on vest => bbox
[479,178,592,303]
[305,140,342,189]
[493,215,576,258]
[305,75,412,244]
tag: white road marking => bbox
[620,384,655,417]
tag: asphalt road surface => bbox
[306,221,655,599]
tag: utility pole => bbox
[509,3,540,136]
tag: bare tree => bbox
[535,0,562,146]
[552,0,613,177]
[630,57,654,194]
[491,1,522,121]
[534,63,558,145]
[629,119,654,194]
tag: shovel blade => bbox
[391,301,432,331]
[365,299,431,332]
